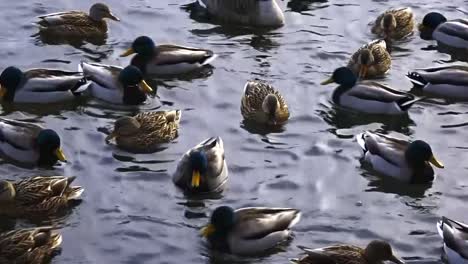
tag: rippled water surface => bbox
[1,0,468,263]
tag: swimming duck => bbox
[173,137,227,193]
[419,12,468,49]
[0,176,83,217]
[120,36,217,76]
[0,226,62,263]
[36,3,119,40]
[241,80,289,125]
[356,131,444,183]
[437,217,468,264]
[407,65,468,100]
[0,66,88,103]
[199,0,284,27]
[291,240,404,264]
[201,206,301,255]
[79,62,153,105]
[106,110,182,153]
[371,7,415,40]
[347,39,391,79]
[321,67,422,115]
[0,118,67,168]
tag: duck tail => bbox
[356,132,367,152]
[398,95,426,111]
[71,77,91,95]
[289,258,300,264]
[202,53,217,65]
[406,72,428,88]
[67,186,84,200]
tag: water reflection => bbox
[362,171,432,198]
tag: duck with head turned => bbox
[173,137,227,194]
[371,7,415,41]
[322,67,422,115]
[291,240,404,264]
[80,62,154,105]
[0,118,66,168]
[356,131,444,184]
[120,36,217,76]
[201,206,301,255]
[419,12,468,49]
[437,217,468,264]
[348,39,391,79]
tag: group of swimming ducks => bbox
[0,1,467,263]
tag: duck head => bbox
[262,94,281,125]
[189,151,208,188]
[201,206,236,238]
[0,66,23,102]
[106,116,141,142]
[0,181,15,202]
[120,36,155,58]
[89,3,119,21]
[405,140,444,182]
[382,13,397,39]
[365,240,405,264]
[119,65,153,105]
[419,12,447,37]
[321,67,357,88]
[356,49,374,79]
[37,129,67,167]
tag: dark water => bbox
[0,0,468,263]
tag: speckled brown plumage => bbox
[371,7,415,40]
[37,11,108,39]
[347,39,391,78]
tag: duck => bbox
[0,118,67,168]
[198,0,284,27]
[356,131,444,183]
[347,39,391,79]
[241,80,289,125]
[173,137,227,193]
[321,67,422,115]
[406,65,468,100]
[105,110,182,153]
[0,66,89,103]
[119,36,217,76]
[200,206,301,255]
[0,226,62,263]
[291,240,404,264]
[79,62,154,105]
[36,3,119,40]
[371,7,415,41]
[0,176,83,217]
[419,12,468,49]
[437,217,468,264]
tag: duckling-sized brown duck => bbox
[371,7,415,41]
[348,39,391,79]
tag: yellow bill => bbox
[120,48,135,57]
[139,80,153,94]
[200,224,215,237]
[191,170,201,188]
[0,86,6,98]
[321,77,334,85]
[359,65,368,79]
[429,155,444,168]
[105,131,117,142]
[55,148,67,162]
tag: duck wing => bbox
[200,0,259,16]
[23,69,87,93]
[0,118,42,150]
[297,244,364,264]
[79,62,122,91]
[358,131,408,167]
[438,217,468,259]
[37,11,90,26]
[436,19,468,41]
[409,67,468,86]
[155,44,215,65]
[348,82,412,103]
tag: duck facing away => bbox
[106,110,181,153]
[80,62,153,105]
[173,137,227,194]
[419,12,468,49]
[199,0,284,27]
[348,39,391,79]
[0,66,88,103]
[437,217,468,264]
[201,206,301,255]
[291,240,404,264]
[241,80,289,125]
[0,226,62,263]
[0,176,83,217]
[371,7,415,40]
[0,118,66,168]
[322,67,422,115]
[407,65,468,100]
[356,131,444,184]
[36,3,119,40]
[120,36,217,76]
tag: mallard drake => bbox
[291,240,404,264]
[241,80,289,125]
[106,110,181,153]
[79,62,153,105]
[201,206,301,255]
[0,118,66,167]
[321,67,422,115]
[0,66,88,103]
[0,176,83,217]
[437,217,468,264]
[199,0,284,27]
[371,7,415,40]
[356,131,444,183]
[347,39,391,79]
[120,36,217,76]
[407,65,468,100]
[36,3,119,39]
[173,137,227,193]
[0,226,62,263]
[419,12,468,49]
